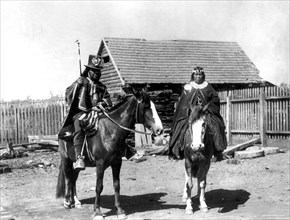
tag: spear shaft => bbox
[76,40,82,76]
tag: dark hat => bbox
[84,55,103,70]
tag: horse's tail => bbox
[56,158,66,198]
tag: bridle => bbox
[98,98,153,135]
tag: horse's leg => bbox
[198,177,208,213]
[184,160,193,215]
[62,158,76,209]
[182,168,189,202]
[111,158,127,220]
[93,162,105,220]
[72,170,82,208]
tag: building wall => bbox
[100,45,124,96]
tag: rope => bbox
[98,105,153,135]
[80,135,86,158]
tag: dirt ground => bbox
[0,146,289,220]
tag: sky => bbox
[0,0,289,101]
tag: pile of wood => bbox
[0,135,59,159]
[223,138,261,157]
[144,129,170,155]
[223,138,280,159]
[143,136,280,160]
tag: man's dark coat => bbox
[58,78,111,138]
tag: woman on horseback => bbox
[168,66,227,161]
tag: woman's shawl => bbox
[168,81,227,159]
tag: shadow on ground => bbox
[203,189,251,213]
[81,188,250,216]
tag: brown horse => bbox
[182,105,214,214]
[56,88,163,220]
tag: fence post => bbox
[259,88,267,147]
[226,91,232,146]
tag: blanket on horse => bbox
[58,110,101,142]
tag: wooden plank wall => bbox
[219,86,290,146]
[0,99,66,145]
[100,41,124,95]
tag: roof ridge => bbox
[103,37,238,44]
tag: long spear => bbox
[75,40,86,157]
[75,40,82,76]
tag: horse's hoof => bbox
[75,203,84,209]
[117,213,127,220]
[74,199,83,209]
[63,202,72,209]
[93,215,105,220]
[200,206,209,213]
[185,209,193,215]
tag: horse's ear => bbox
[142,85,149,93]
[122,86,133,94]
[122,86,141,98]
[132,86,141,100]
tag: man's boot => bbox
[74,155,85,170]
[74,144,85,170]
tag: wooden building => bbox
[96,37,267,117]
[96,37,266,95]
[93,37,289,148]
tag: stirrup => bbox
[74,156,85,170]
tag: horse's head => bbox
[188,105,206,151]
[132,88,163,135]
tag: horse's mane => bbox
[188,105,203,124]
[107,95,134,113]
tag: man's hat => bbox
[84,55,103,70]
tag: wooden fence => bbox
[0,86,289,148]
[0,99,67,145]
[219,86,290,148]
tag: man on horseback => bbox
[168,66,227,161]
[59,55,112,171]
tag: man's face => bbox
[88,69,101,81]
[193,72,204,84]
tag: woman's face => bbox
[193,72,204,84]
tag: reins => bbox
[98,103,153,136]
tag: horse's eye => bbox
[144,102,150,108]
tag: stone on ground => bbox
[0,162,12,174]
[235,148,265,159]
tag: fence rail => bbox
[219,86,290,146]
[0,99,67,145]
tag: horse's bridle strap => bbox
[98,105,153,135]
